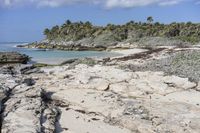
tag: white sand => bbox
[111,48,148,56]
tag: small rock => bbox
[196,81,200,91]
[97,81,110,91]
[23,78,35,86]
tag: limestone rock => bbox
[196,81,200,91]
[23,78,35,86]
[0,52,29,64]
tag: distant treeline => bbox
[43,17,200,43]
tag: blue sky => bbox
[0,0,199,42]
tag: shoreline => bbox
[1,46,200,132]
[30,48,149,65]
[2,43,124,65]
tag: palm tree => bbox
[147,16,154,24]
[66,20,71,25]
[44,28,51,39]
[51,25,60,38]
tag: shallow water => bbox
[0,42,120,64]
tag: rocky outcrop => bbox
[17,36,192,52]
[0,52,29,64]
[0,66,59,133]
[18,41,107,51]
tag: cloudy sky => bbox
[0,0,199,42]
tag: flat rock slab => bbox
[56,108,131,133]
[35,64,200,132]
[42,65,196,97]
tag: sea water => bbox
[0,42,120,64]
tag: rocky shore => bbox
[17,37,192,52]
[0,52,29,64]
[1,45,200,133]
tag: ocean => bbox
[0,42,120,64]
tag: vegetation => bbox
[123,50,200,82]
[33,63,58,68]
[43,17,200,44]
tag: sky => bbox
[0,0,200,42]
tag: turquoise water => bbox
[0,42,120,64]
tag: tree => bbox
[85,21,92,28]
[44,28,51,39]
[44,28,50,35]
[51,25,59,32]
[66,20,72,25]
[51,25,60,38]
[154,22,160,26]
[41,19,200,44]
[126,21,135,26]
[186,21,192,25]
[147,16,154,24]
[106,24,115,31]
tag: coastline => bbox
[1,45,200,132]
[30,48,148,65]
[1,4,200,132]
[3,43,123,65]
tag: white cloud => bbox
[0,0,97,7]
[0,0,196,8]
[105,0,158,8]
[37,0,97,7]
[159,0,183,6]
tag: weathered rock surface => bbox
[31,64,199,133]
[0,68,43,132]
[0,66,48,133]
[0,52,29,64]
[196,81,200,91]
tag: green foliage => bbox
[147,16,154,24]
[43,18,200,43]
